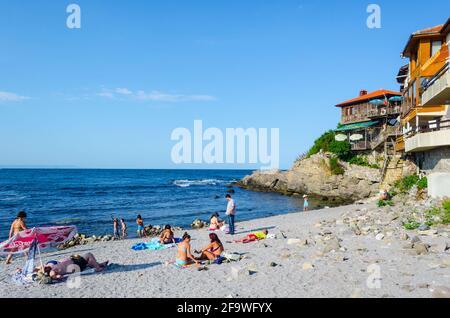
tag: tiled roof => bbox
[336,90,402,107]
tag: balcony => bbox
[422,63,450,106]
[341,113,369,125]
[368,105,402,118]
[405,119,450,152]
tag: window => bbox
[431,40,442,57]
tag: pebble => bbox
[431,286,450,298]
[375,234,385,241]
[302,262,314,270]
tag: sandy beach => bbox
[0,203,449,298]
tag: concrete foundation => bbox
[428,172,450,198]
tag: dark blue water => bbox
[0,169,307,241]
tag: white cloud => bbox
[97,88,216,103]
[0,91,30,102]
[115,88,133,95]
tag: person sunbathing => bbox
[160,225,176,244]
[42,253,109,281]
[209,213,224,231]
[195,233,224,261]
[234,229,269,243]
[175,233,199,267]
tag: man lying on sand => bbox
[234,229,269,244]
[41,253,109,281]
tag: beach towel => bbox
[11,238,38,286]
[132,238,181,251]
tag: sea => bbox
[0,169,314,241]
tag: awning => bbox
[335,121,379,132]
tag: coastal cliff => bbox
[237,152,381,203]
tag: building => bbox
[397,18,450,198]
[335,89,402,153]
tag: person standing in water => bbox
[113,218,121,240]
[136,215,146,238]
[225,194,236,235]
[303,195,310,211]
[120,219,127,239]
[6,211,28,264]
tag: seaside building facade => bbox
[397,18,450,198]
[335,89,402,155]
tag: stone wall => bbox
[415,146,450,173]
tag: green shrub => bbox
[403,220,420,230]
[348,156,380,169]
[377,200,394,207]
[417,177,428,191]
[329,156,345,175]
[329,140,352,161]
[393,175,421,193]
[441,200,450,224]
[307,131,336,157]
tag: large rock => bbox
[238,153,381,203]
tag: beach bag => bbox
[222,252,241,262]
[221,224,229,233]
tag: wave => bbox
[173,179,237,188]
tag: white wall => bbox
[428,172,450,198]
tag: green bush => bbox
[307,131,336,157]
[417,177,428,191]
[329,140,352,161]
[393,175,421,193]
[348,156,380,169]
[377,200,394,207]
[329,156,345,175]
[403,220,420,230]
[442,200,450,224]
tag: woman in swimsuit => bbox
[175,233,199,267]
[6,211,28,264]
[160,225,175,244]
[136,214,146,238]
[209,213,224,231]
[195,233,224,261]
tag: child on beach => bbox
[303,194,309,211]
[113,218,120,240]
[121,219,127,239]
[160,225,176,244]
[6,211,28,264]
[136,215,146,238]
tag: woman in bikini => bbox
[160,225,176,244]
[6,211,28,264]
[195,233,224,261]
[209,213,224,231]
[175,232,199,267]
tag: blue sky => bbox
[1,0,449,169]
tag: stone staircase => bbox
[381,155,404,190]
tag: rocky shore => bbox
[237,153,381,204]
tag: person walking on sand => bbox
[303,194,309,211]
[113,218,121,240]
[136,214,146,238]
[6,211,28,264]
[120,218,127,239]
[225,194,236,235]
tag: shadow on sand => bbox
[82,262,162,277]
